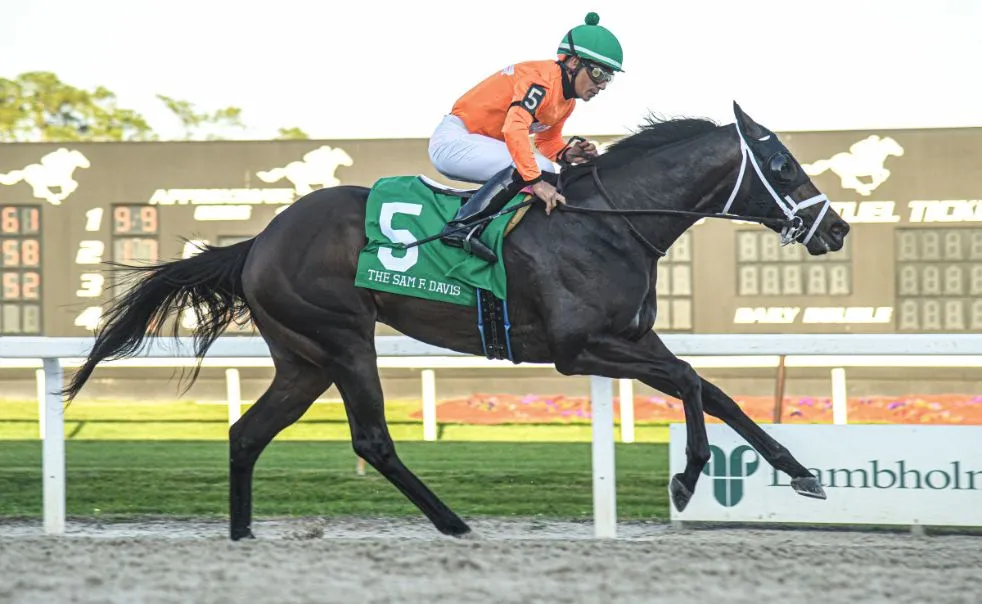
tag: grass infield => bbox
[0,399,672,520]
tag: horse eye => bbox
[769,154,796,182]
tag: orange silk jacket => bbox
[450,60,576,184]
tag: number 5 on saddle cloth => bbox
[353,173,535,361]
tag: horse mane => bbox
[560,113,721,184]
[612,113,721,157]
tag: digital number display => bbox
[112,238,159,264]
[0,205,42,334]
[653,232,693,331]
[1,303,41,334]
[2,271,41,300]
[112,205,160,263]
[1,206,40,235]
[737,230,851,296]
[113,205,159,235]
[108,205,161,300]
[1,239,41,267]
[896,228,982,331]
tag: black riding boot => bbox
[439,165,524,264]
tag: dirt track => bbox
[1,517,980,603]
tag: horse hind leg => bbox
[229,358,331,540]
[331,339,471,537]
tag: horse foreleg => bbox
[332,342,471,537]
[698,378,826,500]
[554,330,710,513]
[229,363,330,540]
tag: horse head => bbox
[302,145,353,171]
[330,147,354,169]
[727,102,850,255]
[878,136,905,159]
[68,149,92,169]
[44,148,91,171]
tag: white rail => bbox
[3,333,982,539]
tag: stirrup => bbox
[462,233,498,263]
[441,222,498,263]
[438,166,519,263]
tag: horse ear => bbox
[732,101,766,140]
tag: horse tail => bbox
[63,238,256,401]
[802,159,830,176]
[0,169,24,185]
[255,168,283,183]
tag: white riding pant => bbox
[428,114,558,184]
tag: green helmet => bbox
[557,12,624,72]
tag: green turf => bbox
[0,440,670,520]
[0,398,674,521]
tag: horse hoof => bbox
[230,527,255,541]
[669,474,693,512]
[446,526,472,538]
[440,518,473,538]
[791,476,827,500]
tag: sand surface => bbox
[2,517,980,603]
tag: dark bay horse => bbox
[64,102,850,540]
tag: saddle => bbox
[417,174,532,237]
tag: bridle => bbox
[720,119,831,247]
[555,123,831,258]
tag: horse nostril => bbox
[830,220,850,240]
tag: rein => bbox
[403,123,817,256]
[555,162,795,259]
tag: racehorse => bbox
[63,102,850,540]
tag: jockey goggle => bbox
[583,62,614,85]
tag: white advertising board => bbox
[669,423,982,527]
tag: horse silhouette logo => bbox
[0,148,91,205]
[801,135,904,196]
[256,145,354,195]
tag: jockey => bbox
[428,12,624,263]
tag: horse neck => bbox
[597,126,742,255]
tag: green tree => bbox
[275,127,310,140]
[1,71,309,142]
[156,94,246,141]
[0,71,155,142]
